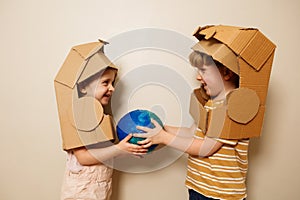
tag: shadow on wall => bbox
[248,81,277,161]
[247,83,278,196]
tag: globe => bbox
[116,109,164,152]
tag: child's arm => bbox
[134,120,223,157]
[73,134,147,166]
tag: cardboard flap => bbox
[54,41,109,88]
[202,27,216,40]
[73,42,104,60]
[194,25,241,43]
[193,25,215,41]
[214,29,257,54]
[54,50,87,88]
[189,92,200,125]
[196,26,255,50]
[99,114,116,141]
[206,101,227,138]
[227,88,260,124]
[69,96,104,131]
[193,40,239,75]
[239,31,276,71]
[98,38,109,45]
[189,88,209,132]
[78,52,117,83]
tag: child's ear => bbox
[223,69,234,81]
[80,88,87,95]
[78,85,87,95]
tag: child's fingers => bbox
[132,149,148,154]
[129,144,148,153]
[132,133,148,138]
[122,134,133,142]
[137,138,150,145]
[151,119,160,127]
[136,125,151,132]
[129,143,147,150]
[141,142,153,148]
[137,138,153,148]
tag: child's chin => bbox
[101,101,109,106]
[100,98,110,106]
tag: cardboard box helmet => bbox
[190,25,276,139]
[54,40,118,150]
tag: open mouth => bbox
[104,93,112,99]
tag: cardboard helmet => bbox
[190,25,276,139]
[54,40,118,150]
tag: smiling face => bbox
[79,68,117,106]
[195,63,225,99]
[189,51,226,100]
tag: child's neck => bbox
[212,84,236,102]
[212,91,226,102]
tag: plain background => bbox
[1,0,300,199]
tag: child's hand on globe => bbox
[134,119,165,147]
[117,134,148,156]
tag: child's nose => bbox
[197,74,206,86]
[109,85,115,92]
[196,74,203,82]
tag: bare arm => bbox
[73,134,147,166]
[134,120,223,157]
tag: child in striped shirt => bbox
[134,51,248,200]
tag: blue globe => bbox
[116,109,164,152]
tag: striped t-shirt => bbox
[186,129,249,200]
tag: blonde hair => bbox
[189,51,239,87]
[189,51,215,68]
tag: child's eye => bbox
[194,67,205,74]
[102,80,109,85]
[199,68,206,74]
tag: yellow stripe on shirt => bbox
[186,129,249,200]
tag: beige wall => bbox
[1,0,300,199]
